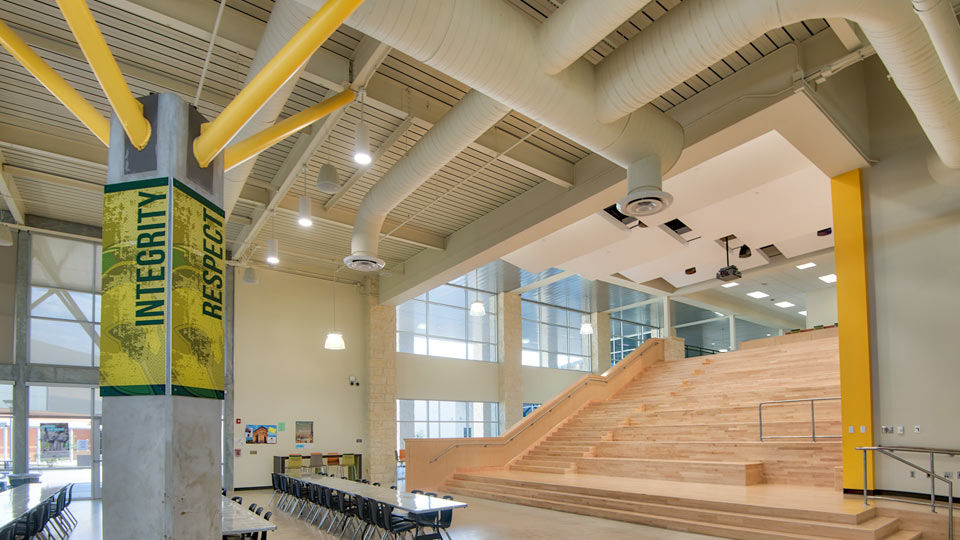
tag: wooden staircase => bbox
[441,334,923,538]
[509,337,843,486]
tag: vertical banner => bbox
[100,178,169,396]
[100,178,224,399]
[171,180,225,399]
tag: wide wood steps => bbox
[442,473,920,540]
[576,456,765,485]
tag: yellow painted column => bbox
[830,169,875,491]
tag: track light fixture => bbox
[738,245,751,258]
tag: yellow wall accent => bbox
[830,169,875,491]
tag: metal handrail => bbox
[758,397,840,441]
[857,446,955,540]
[426,340,663,463]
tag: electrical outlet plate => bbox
[914,425,921,433]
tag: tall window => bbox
[29,235,101,367]
[396,400,500,449]
[521,300,591,371]
[609,303,661,365]
[396,284,497,362]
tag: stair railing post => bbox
[863,448,869,506]
[810,399,816,442]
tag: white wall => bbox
[396,353,498,402]
[804,288,837,328]
[232,268,367,488]
[521,366,585,405]
[862,58,960,494]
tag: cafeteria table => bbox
[0,482,66,531]
[300,474,467,515]
[222,496,277,537]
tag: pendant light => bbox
[297,165,312,227]
[579,317,594,335]
[316,142,339,194]
[266,212,279,265]
[324,270,346,350]
[241,266,258,284]
[353,90,372,165]
[469,268,486,317]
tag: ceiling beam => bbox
[0,120,107,166]
[0,152,26,224]
[229,35,391,261]
[826,18,862,52]
[3,165,103,193]
[324,115,414,210]
[508,270,575,294]
[378,153,625,305]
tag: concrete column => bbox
[663,337,686,362]
[12,230,28,474]
[100,94,224,539]
[729,315,737,351]
[591,311,611,374]
[223,267,236,491]
[498,292,522,430]
[365,296,397,485]
[661,296,673,338]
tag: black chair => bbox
[259,511,272,540]
[434,496,455,539]
[255,506,263,516]
[377,502,417,540]
[248,502,258,512]
[61,483,77,528]
[231,495,243,504]
[14,501,49,540]
[0,525,13,540]
[372,482,381,487]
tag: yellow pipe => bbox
[224,88,354,172]
[193,0,363,168]
[57,0,151,150]
[0,19,110,146]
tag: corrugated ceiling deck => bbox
[0,144,107,185]
[505,0,832,112]
[13,174,103,227]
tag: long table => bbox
[222,496,277,535]
[0,483,66,530]
[299,474,466,515]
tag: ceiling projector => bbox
[716,265,742,282]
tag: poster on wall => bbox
[39,423,70,459]
[295,421,314,444]
[245,425,277,444]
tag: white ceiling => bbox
[502,130,834,289]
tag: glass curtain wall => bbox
[609,303,661,365]
[735,317,783,346]
[396,284,498,362]
[396,400,500,450]
[520,300,591,371]
[28,385,100,498]
[29,235,101,367]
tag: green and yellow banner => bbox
[100,178,224,399]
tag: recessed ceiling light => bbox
[719,348,728,353]
[721,282,739,288]
[747,291,769,299]
[798,311,807,316]
[714,312,725,317]
[796,262,816,270]
[819,273,837,283]
[775,301,795,308]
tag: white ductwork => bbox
[343,0,684,179]
[345,90,509,272]
[222,0,317,217]
[594,0,960,170]
[538,0,654,75]
[914,0,960,102]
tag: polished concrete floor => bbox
[64,491,726,539]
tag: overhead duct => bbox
[341,0,684,206]
[913,0,960,102]
[538,0,655,75]
[222,0,317,217]
[345,90,509,272]
[619,155,672,217]
[594,0,960,170]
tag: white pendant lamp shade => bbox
[316,163,340,194]
[469,300,486,317]
[354,121,372,165]
[324,331,346,350]
[266,238,279,265]
[580,321,594,335]
[241,267,258,284]
[298,195,313,227]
